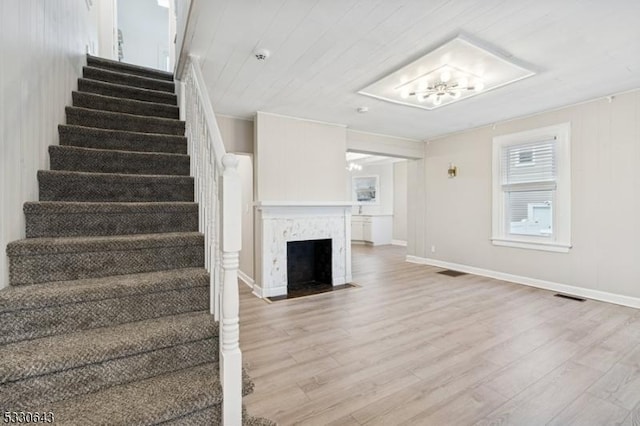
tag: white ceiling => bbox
[187,0,640,141]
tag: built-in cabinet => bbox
[351,215,393,245]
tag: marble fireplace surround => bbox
[254,201,353,298]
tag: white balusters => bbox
[181,56,242,426]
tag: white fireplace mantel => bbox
[253,201,353,298]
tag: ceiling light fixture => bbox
[399,65,484,107]
[346,162,363,172]
[358,35,535,110]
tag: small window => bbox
[492,123,571,252]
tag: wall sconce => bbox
[448,163,457,178]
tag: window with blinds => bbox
[501,138,556,237]
[492,123,571,252]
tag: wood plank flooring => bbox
[241,245,640,425]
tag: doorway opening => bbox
[117,0,171,71]
[346,152,409,248]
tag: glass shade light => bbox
[392,65,486,108]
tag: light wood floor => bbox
[241,245,640,425]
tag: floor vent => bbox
[437,269,467,277]
[554,293,586,302]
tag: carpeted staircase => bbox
[1,55,273,425]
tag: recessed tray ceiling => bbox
[358,36,535,110]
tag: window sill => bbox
[491,238,571,253]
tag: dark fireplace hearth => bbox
[287,239,332,293]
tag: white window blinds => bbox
[501,138,557,191]
[501,138,557,237]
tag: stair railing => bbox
[181,54,242,426]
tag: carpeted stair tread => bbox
[7,232,203,256]
[49,145,190,176]
[2,340,217,410]
[38,170,194,202]
[66,106,185,135]
[1,320,219,409]
[78,78,177,105]
[0,268,209,344]
[72,91,179,119]
[0,54,273,424]
[163,405,277,425]
[7,232,204,285]
[0,267,208,313]
[24,201,198,238]
[87,54,174,81]
[83,66,175,93]
[243,415,279,426]
[44,363,255,426]
[59,125,187,154]
[0,311,216,384]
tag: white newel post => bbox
[183,55,244,424]
[220,153,242,426]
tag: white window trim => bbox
[491,123,572,253]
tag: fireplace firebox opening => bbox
[286,239,332,292]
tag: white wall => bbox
[117,0,169,70]
[216,115,254,154]
[216,114,255,279]
[173,0,191,76]
[255,112,347,202]
[237,155,254,281]
[393,161,408,242]
[348,163,394,216]
[407,159,426,256]
[1,0,99,288]
[347,129,423,159]
[217,115,255,280]
[167,0,177,70]
[410,90,640,302]
[97,0,118,60]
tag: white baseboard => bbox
[238,270,266,299]
[252,284,264,299]
[406,255,640,309]
[253,283,286,298]
[333,274,353,285]
[392,239,407,247]
[238,270,254,289]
